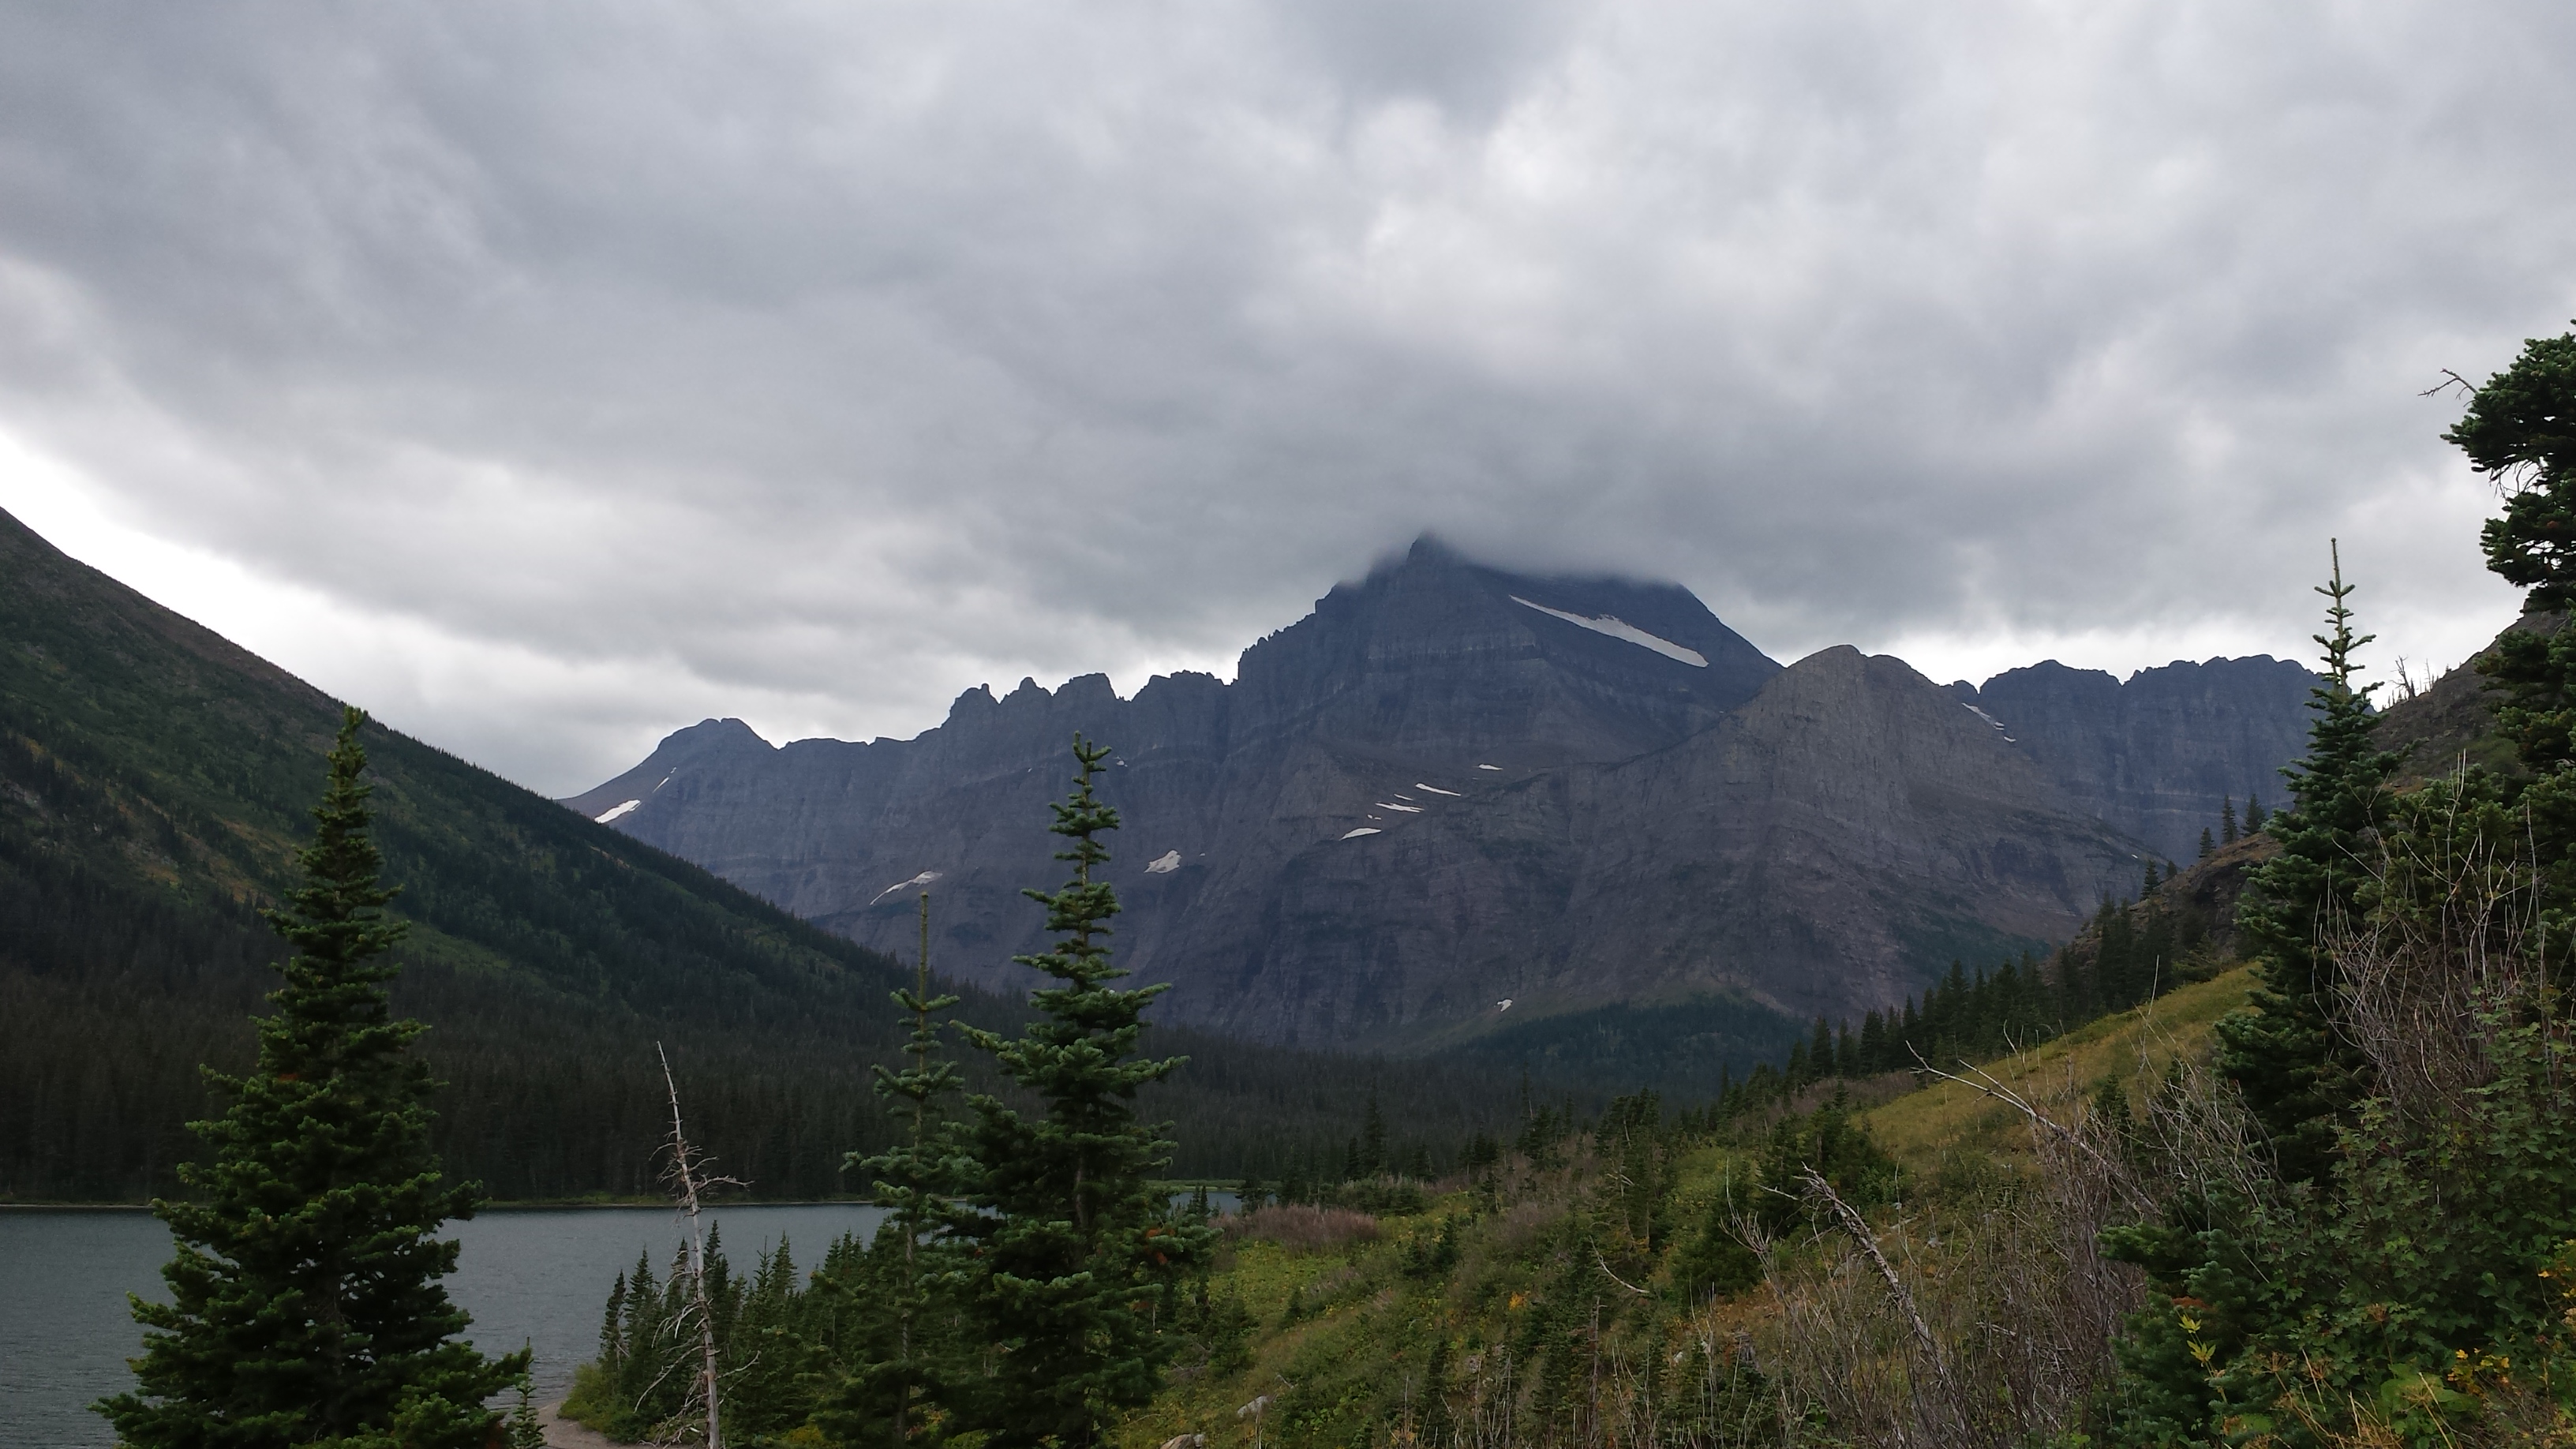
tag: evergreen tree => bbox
[1417,1333,1455,1448]
[506,1374,546,1449]
[2449,327,2576,611]
[2220,795,2238,844]
[2218,545,2400,1183]
[98,708,523,1449]
[822,893,968,1447]
[2197,826,2215,860]
[954,737,1215,1447]
[2244,790,2265,833]
[2450,327,2576,949]
[1360,1095,1387,1178]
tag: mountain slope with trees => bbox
[0,507,1533,1201]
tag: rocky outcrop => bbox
[564,540,2311,1052]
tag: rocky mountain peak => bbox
[1229,535,1780,764]
[560,539,2317,1055]
[560,716,773,822]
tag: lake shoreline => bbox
[5,1200,904,1448]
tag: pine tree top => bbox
[2449,328,2576,609]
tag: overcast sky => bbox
[2,2,2568,795]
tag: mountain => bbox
[571,539,2316,1058]
[0,508,1529,1201]
[1957,657,2316,861]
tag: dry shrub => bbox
[1222,1204,1380,1252]
[1485,1197,1561,1256]
[1753,1058,2161,1448]
[2331,803,2548,1128]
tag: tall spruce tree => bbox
[2216,545,2399,1182]
[821,893,968,1448]
[98,708,523,1449]
[954,736,1215,1447]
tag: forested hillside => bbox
[0,507,1535,1200]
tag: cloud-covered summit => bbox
[0,0,2560,791]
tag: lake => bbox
[0,1203,889,1449]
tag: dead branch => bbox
[1908,1047,2159,1218]
[2418,368,2474,399]
[1591,1245,1651,1297]
[1797,1169,1939,1365]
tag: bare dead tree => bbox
[657,1043,743,1449]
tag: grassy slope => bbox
[1862,964,2258,1171]
[1118,961,2260,1447]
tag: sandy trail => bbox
[539,1402,619,1449]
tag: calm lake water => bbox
[0,1204,890,1449]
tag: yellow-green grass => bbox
[1121,1196,1573,1448]
[1119,968,2262,1445]
[1860,964,2258,1171]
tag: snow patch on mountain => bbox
[1961,702,2018,743]
[1511,597,1709,667]
[869,870,942,905]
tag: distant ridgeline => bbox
[0,508,1540,1202]
[568,537,2317,1061]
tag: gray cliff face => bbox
[562,541,2307,1050]
[1961,656,2316,862]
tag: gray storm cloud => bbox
[0,0,2567,792]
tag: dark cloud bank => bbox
[1,1,2570,791]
